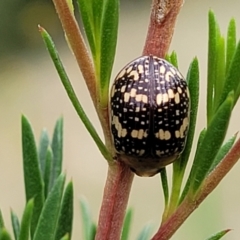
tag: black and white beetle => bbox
[110,55,190,176]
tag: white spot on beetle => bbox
[131,130,138,138]
[130,88,137,97]
[175,92,180,104]
[163,93,169,103]
[121,85,126,92]
[156,93,163,105]
[124,92,130,102]
[168,88,174,98]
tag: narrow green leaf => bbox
[0,229,12,240]
[99,0,119,106]
[33,174,65,240]
[214,35,225,110]
[21,115,44,237]
[170,51,178,68]
[160,168,169,206]
[191,93,234,192]
[168,58,199,209]
[39,27,111,161]
[54,182,74,240]
[207,10,219,125]
[179,128,206,203]
[19,199,34,240]
[226,19,236,74]
[0,211,4,228]
[49,118,63,191]
[209,133,237,173]
[136,223,154,240]
[219,41,240,107]
[80,197,96,240]
[38,129,50,177]
[92,0,104,42]
[179,58,199,169]
[60,233,70,240]
[44,148,53,198]
[77,0,96,56]
[121,208,133,240]
[10,210,20,240]
[206,229,231,240]
[164,54,171,63]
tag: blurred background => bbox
[1,0,240,239]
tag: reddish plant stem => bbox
[143,0,184,58]
[197,136,240,202]
[51,0,114,151]
[95,161,134,240]
[52,0,97,106]
[152,137,240,240]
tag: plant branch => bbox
[197,136,240,202]
[51,0,113,155]
[51,0,97,107]
[95,161,134,240]
[151,137,240,240]
[143,0,184,58]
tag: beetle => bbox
[110,55,190,176]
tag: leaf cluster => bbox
[0,117,73,240]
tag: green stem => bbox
[163,165,184,222]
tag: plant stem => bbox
[152,196,195,240]
[143,0,184,58]
[95,161,134,240]
[51,0,97,106]
[197,136,240,202]
[152,137,240,240]
[51,0,113,154]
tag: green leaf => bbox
[38,129,50,178]
[77,0,96,57]
[80,197,96,240]
[207,10,219,125]
[19,199,34,240]
[99,0,119,106]
[136,223,154,240]
[10,210,20,240]
[209,133,237,173]
[213,35,225,111]
[77,0,119,106]
[54,182,74,240]
[121,208,133,240]
[49,118,63,191]
[0,211,4,229]
[226,19,236,74]
[206,229,231,240]
[21,115,44,237]
[179,58,199,170]
[220,40,240,107]
[44,148,53,198]
[168,58,199,210]
[191,92,234,193]
[170,51,178,68]
[0,229,12,240]
[39,27,111,161]
[160,168,169,207]
[33,174,65,240]
[179,128,206,203]
[60,234,70,240]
